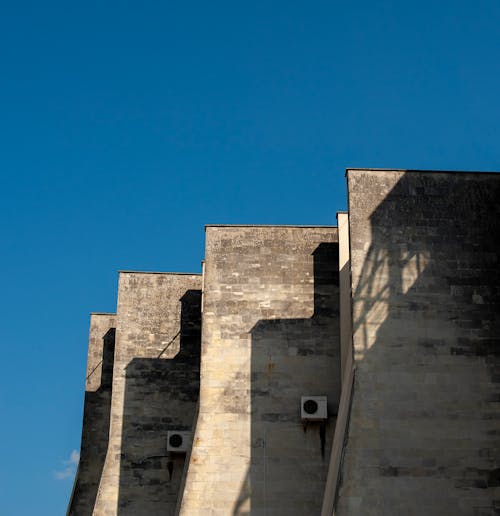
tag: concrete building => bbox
[68,169,500,515]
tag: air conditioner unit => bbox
[301,396,327,420]
[167,431,192,453]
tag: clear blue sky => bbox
[1,1,499,514]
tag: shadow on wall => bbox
[233,242,341,515]
[69,328,115,516]
[117,290,202,516]
[336,172,500,515]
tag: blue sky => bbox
[1,1,499,514]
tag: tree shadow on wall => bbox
[117,290,201,516]
[233,242,341,516]
[335,172,500,515]
[69,328,115,516]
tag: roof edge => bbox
[205,224,337,229]
[118,270,202,276]
[346,167,500,175]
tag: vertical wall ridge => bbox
[321,212,355,516]
[68,313,116,516]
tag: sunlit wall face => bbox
[90,273,202,516]
[338,169,500,516]
[180,226,340,516]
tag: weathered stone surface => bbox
[337,170,500,515]
[180,226,341,516]
[93,272,202,516]
[68,169,500,516]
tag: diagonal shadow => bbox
[117,289,202,516]
[335,171,500,515]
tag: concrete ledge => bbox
[205,224,337,229]
[346,167,500,175]
[118,270,202,275]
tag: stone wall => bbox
[67,168,500,516]
[93,272,202,515]
[180,226,341,516]
[337,170,500,515]
[68,313,116,516]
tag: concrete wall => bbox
[180,226,341,516]
[337,170,500,515]
[68,313,116,516]
[93,272,202,516]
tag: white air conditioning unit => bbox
[167,431,192,453]
[301,396,327,420]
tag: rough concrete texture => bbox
[337,170,500,515]
[93,272,202,516]
[68,313,116,516]
[179,226,341,516]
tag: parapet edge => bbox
[118,270,202,276]
[205,224,337,230]
[345,167,500,176]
